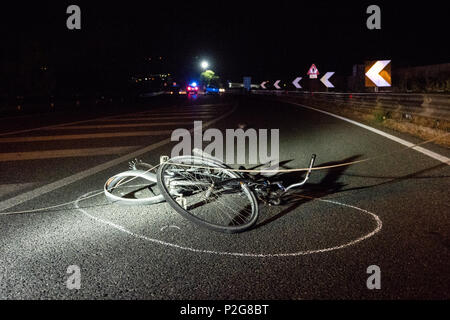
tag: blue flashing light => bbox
[206,86,219,93]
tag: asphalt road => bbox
[0,94,449,299]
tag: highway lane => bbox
[0,96,234,208]
[0,95,449,299]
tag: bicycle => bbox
[156,149,316,233]
[104,149,316,233]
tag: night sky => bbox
[1,1,448,91]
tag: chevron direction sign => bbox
[274,80,281,89]
[320,72,335,88]
[260,81,269,89]
[292,77,302,89]
[365,60,392,87]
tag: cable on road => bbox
[161,132,450,173]
[0,158,164,216]
[0,191,104,216]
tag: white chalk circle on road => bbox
[75,191,382,258]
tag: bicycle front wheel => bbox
[104,170,165,205]
[157,156,259,233]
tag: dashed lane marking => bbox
[0,105,236,212]
[43,121,197,130]
[0,146,140,162]
[0,131,174,143]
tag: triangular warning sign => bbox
[307,64,319,75]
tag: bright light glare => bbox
[201,61,209,69]
[191,82,197,87]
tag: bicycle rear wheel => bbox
[157,156,259,233]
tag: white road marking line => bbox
[96,115,214,122]
[105,105,227,119]
[0,146,140,162]
[0,105,236,212]
[0,131,174,143]
[142,108,221,111]
[291,102,450,165]
[0,183,35,198]
[45,121,196,130]
[0,104,229,137]
[119,112,219,118]
[0,110,151,137]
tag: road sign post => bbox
[243,77,251,91]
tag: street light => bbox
[201,61,209,70]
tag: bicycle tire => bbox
[104,170,165,205]
[157,155,259,233]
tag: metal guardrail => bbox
[252,90,450,121]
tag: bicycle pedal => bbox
[176,197,187,210]
[160,155,170,164]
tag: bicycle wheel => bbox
[104,170,165,205]
[157,155,259,233]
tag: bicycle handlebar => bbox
[283,154,316,192]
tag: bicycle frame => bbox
[190,148,316,193]
[162,153,317,204]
